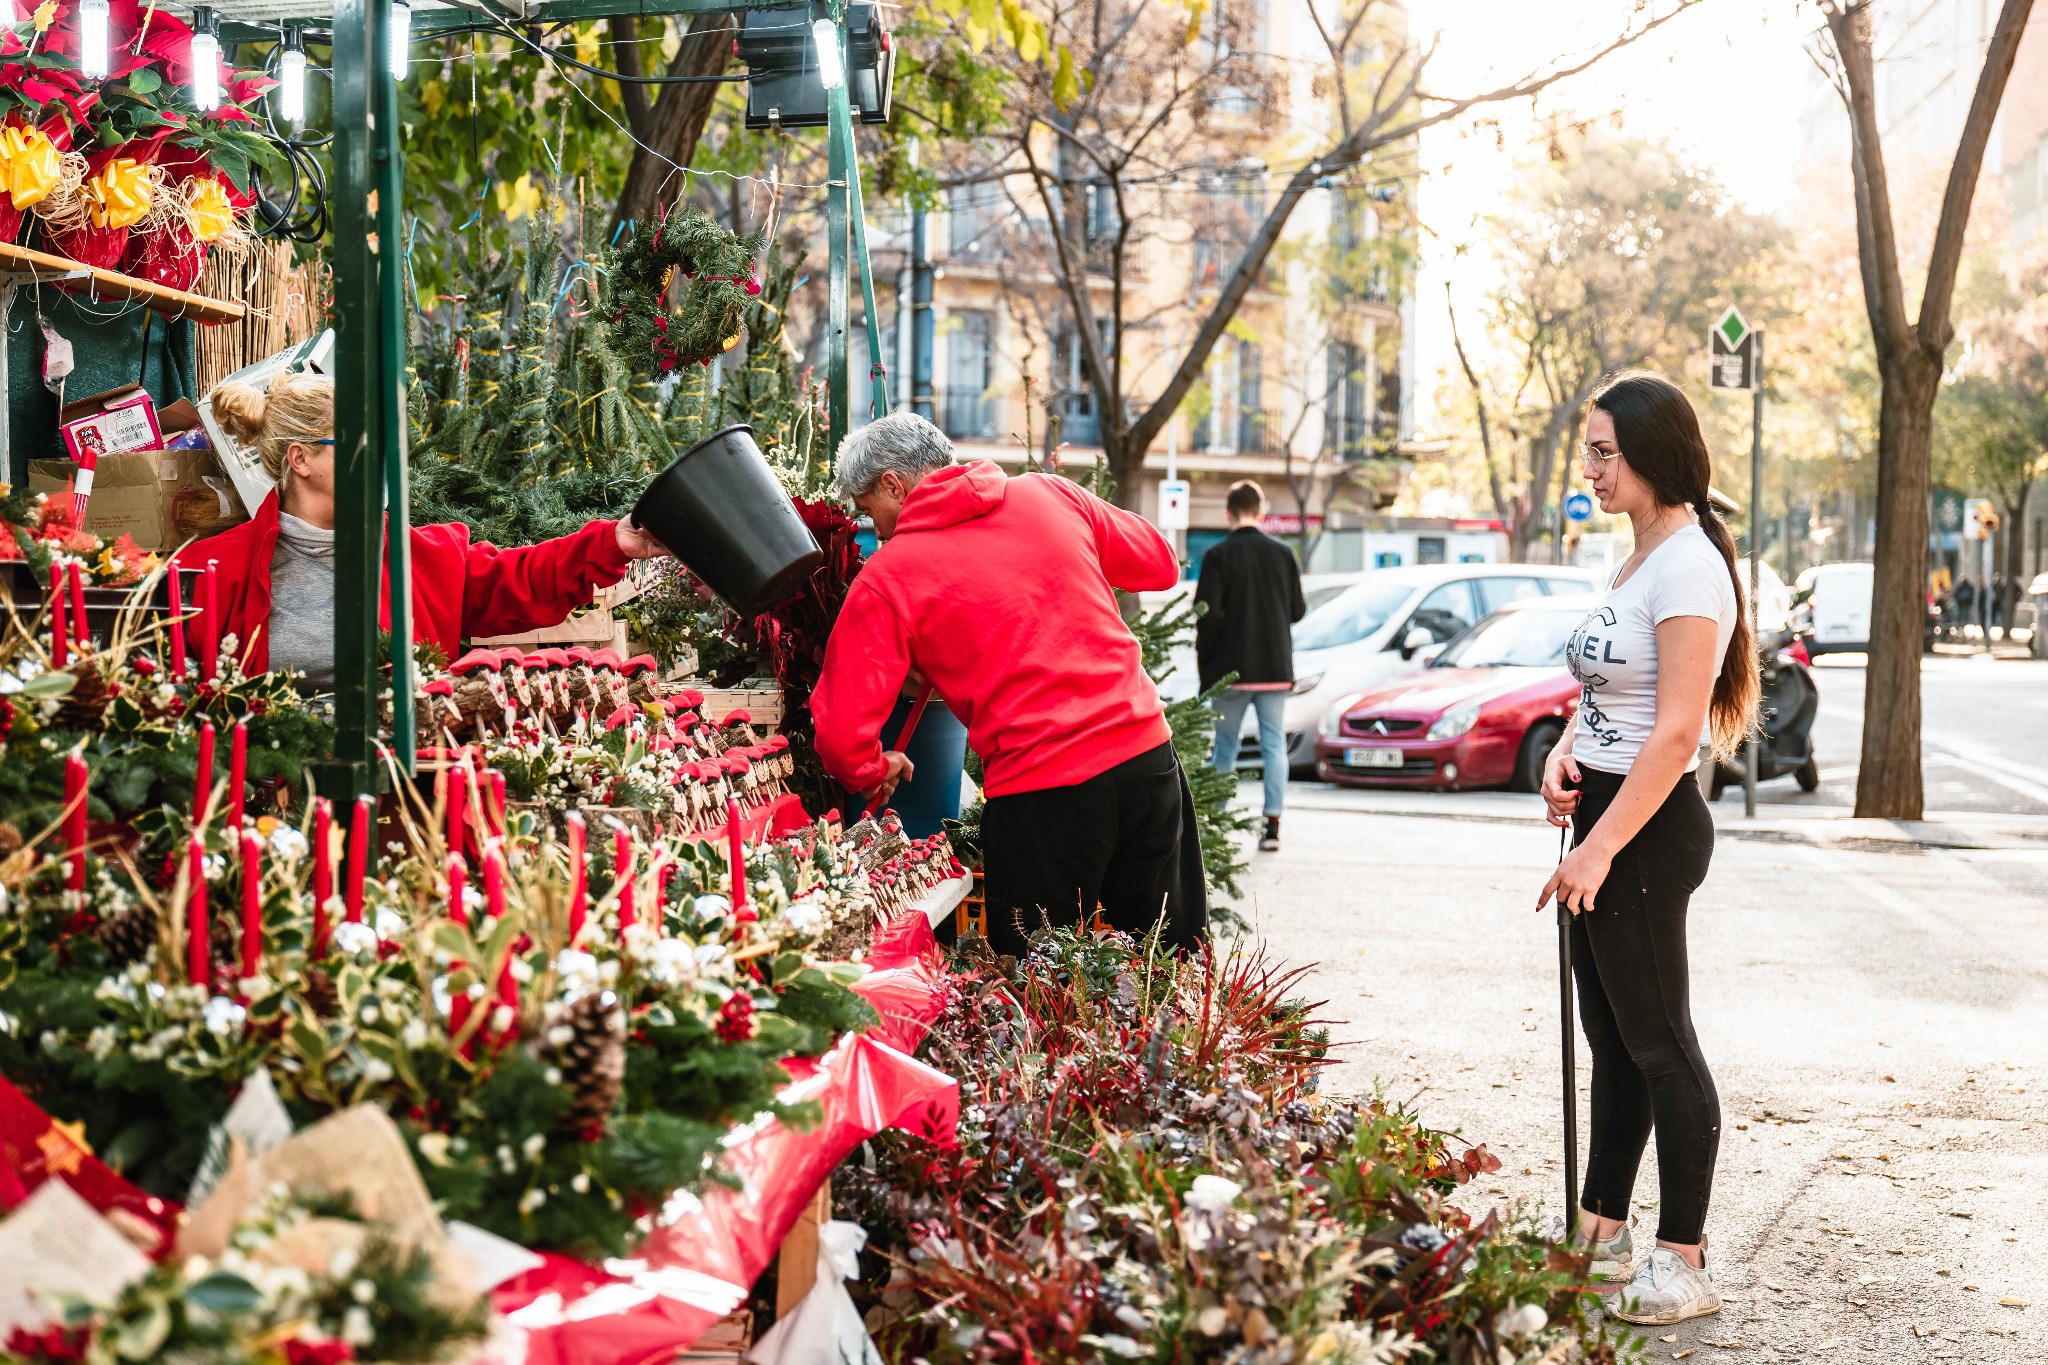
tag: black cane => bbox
[1555,820,1579,1231]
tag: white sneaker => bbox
[1545,1214,1634,1284]
[1610,1246,1722,1325]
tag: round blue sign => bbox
[1564,492,1595,522]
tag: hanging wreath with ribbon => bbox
[604,207,769,374]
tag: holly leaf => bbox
[126,68,161,95]
[186,1269,264,1315]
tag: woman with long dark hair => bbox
[1536,371,1759,1325]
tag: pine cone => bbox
[0,821,23,860]
[301,966,340,1019]
[549,991,625,1136]
[93,902,159,966]
[50,663,113,732]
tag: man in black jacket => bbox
[1196,481,1306,851]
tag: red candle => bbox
[566,812,588,944]
[648,851,670,937]
[488,769,507,837]
[312,799,333,957]
[194,721,216,826]
[200,558,219,681]
[344,794,370,923]
[48,573,67,668]
[482,839,505,920]
[239,827,263,982]
[614,826,634,940]
[447,853,469,926]
[166,562,187,679]
[447,765,469,862]
[727,798,752,919]
[226,720,248,830]
[67,562,88,653]
[63,753,88,894]
[186,835,210,990]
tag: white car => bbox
[1244,563,1601,772]
[1793,561,1874,656]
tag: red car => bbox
[1313,595,1594,792]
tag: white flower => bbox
[1092,1336,1144,1359]
[201,996,248,1037]
[416,1132,452,1166]
[692,894,732,921]
[543,1067,562,1085]
[644,938,695,986]
[0,1010,17,1038]
[374,909,405,938]
[1184,1174,1242,1216]
[361,1057,395,1084]
[545,1025,575,1047]
[693,941,727,968]
[519,1187,547,1213]
[522,1133,547,1161]
[555,949,600,990]
[489,1004,514,1035]
[400,1018,428,1049]
[267,826,310,861]
[86,1025,118,1059]
[360,1003,381,1025]
[329,1246,361,1280]
[497,1144,517,1173]
[331,921,378,957]
[341,1306,375,1346]
[350,1277,377,1304]
[510,959,534,983]
[570,1172,590,1194]
[783,899,824,935]
[1496,1304,1547,1338]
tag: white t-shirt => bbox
[1566,525,1738,775]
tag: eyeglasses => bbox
[1579,442,1621,463]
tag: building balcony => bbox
[936,387,1002,442]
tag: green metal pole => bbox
[321,0,384,806]
[839,97,889,421]
[375,0,415,776]
[824,41,849,469]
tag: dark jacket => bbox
[1194,526,1306,691]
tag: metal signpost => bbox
[1709,305,1761,817]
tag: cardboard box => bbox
[28,449,246,552]
[58,387,162,463]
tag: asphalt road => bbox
[1790,652,2048,818]
[1237,797,2048,1363]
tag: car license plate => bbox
[1344,747,1403,769]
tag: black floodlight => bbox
[741,1,894,130]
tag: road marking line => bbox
[1927,745,2048,807]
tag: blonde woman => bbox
[1537,371,1759,1325]
[185,371,666,686]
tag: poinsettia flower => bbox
[225,71,278,103]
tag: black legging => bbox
[1571,764,1721,1245]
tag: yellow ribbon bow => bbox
[186,177,234,242]
[83,157,155,231]
[0,124,63,210]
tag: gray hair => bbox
[832,412,957,499]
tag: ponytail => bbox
[1694,498,1759,758]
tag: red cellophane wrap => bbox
[489,914,955,1365]
[0,1073,183,1258]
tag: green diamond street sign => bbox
[1715,306,1750,350]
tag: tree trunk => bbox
[608,15,737,236]
[1854,349,1941,819]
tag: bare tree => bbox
[607,15,739,234]
[1816,0,2035,819]
[949,0,1706,508]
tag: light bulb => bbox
[279,32,306,125]
[812,17,844,91]
[78,0,111,79]
[389,0,411,78]
[190,31,221,111]
[0,0,16,29]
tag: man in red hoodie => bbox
[810,413,1204,956]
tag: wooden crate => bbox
[674,1310,754,1363]
[470,569,646,653]
[696,686,785,733]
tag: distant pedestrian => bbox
[1539,372,1758,1326]
[1196,481,1306,853]
[1956,575,1978,636]
[1992,571,2012,640]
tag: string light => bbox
[78,0,111,79]
[812,17,843,90]
[390,0,411,78]
[190,9,221,112]
[279,25,306,126]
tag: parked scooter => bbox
[1710,624,1821,798]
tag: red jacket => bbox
[812,462,1179,798]
[177,493,632,674]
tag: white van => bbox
[1797,562,1874,656]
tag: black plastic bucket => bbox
[632,425,824,616]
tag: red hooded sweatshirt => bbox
[811,462,1180,798]
[176,492,632,673]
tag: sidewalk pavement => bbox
[1279,784,2048,852]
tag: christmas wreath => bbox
[604,208,768,373]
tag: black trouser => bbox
[1571,764,1721,1245]
[980,741,1207,957]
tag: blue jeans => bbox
[1210,688,1289,817]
